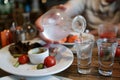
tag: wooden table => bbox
[0,43,120,80]
[56,45,120,80]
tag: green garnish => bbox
[14,61,20,67]
[37,63,44,69]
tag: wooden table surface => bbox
[56,46,120,80]
[0,42,120,80]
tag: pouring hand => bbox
[35,16,44,32]
[35,16,59,44]
[52,4,67,11]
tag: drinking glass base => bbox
[98,69,112,76]
[78,68,91,74]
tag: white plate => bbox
[62,32,95,53]
[62,32,95,46]
[0,43,74,77]
[0,75,72,80]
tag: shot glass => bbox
[97,38,118,76]
[98,23,118,39]
[75,39,94,74]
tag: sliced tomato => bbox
[67,35,78,43]
[44,56,56,68]
[18,54,29,64]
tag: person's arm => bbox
[35,0,86,44]
[62,0,86,17]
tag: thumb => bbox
[52,4,66,11]
[58,4,66,11]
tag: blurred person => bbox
[35,0,120,43]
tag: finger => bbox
[53,41,60,44]
[58,4,66,11]
[39,33,53,43]
[39,32,60,44]
[35,16,44,32]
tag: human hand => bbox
[35,4,67,44]
[35,16,59,44]
[52,4,66,11]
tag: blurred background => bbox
[0,0,68,30]
[0,0,68,48]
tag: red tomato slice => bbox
[44,56,56,68]
[18,54,29,64]
[115,46,120,57]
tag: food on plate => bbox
[14,54,30,67]
[14,61,19,67]
[66,34,79,43]
[9,41,43,57]
[28,47,49,64]
[9,41,58,69]
[59,34,79,43]
[30,47,46,54]
[18,54,29,64]
[9,41,29,54]
[37,63,44,69]
[44,56,56,68]
[59,32,95,44]
[59,37,67,43]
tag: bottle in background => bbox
[22,13,37,40]
[10,21,26,43]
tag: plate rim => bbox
[0,43,74,77]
